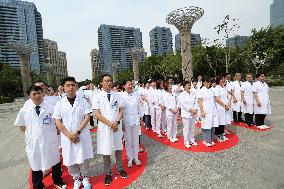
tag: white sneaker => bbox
[127,160,133,168]
[184,141,191,148]
[173,138,178,142]
[202,141,212,147]
[134,159,141,166]
[73,178,82,189]
[257,126,266,130]
[190,141,199,146]
[216,136,225,142]
[82,177,91,189]
[170,138,175,143]
[211,141,215,146]
[222,135,229,141]
[261,125,270,129]
[157,133,163,138]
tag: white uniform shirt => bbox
[92,90,124,155]
[213,85,232,125]
[120,91,143,126]
[141,88,150,115]
[163,91,178,116]
[14,100,60,171]
[148,87,158,107]
[197,87,218,129]
[241,81,254,114]
[53,96,93,166]
[178,91,197,118]
[231,80,242,112]
[252,81,271,115]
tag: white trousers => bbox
[166,113,178,139]
[125,125,140,161]
[150,105,156,131]
[161,110,167,133]
[182,117,196,143]
[155,108,162,134]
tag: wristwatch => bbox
[76,130,81,134]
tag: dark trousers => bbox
[32,162,63,189]
[255,114,266,126]
[144,115,151,128]
[215,125,225,136]
[233,111,243,122]
[90,116,94,126]
[244,113,254,126]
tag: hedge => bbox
[0,97,15,104]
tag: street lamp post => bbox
[6,42,37,98]
[112,61,120,83]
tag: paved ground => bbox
[0,87,284,189]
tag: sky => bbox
[27,0,273,81]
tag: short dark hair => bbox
[62,77,77,85]
[121,79,133,86]
[26,85,43,95]
[215,76,224,85]
[163,81,171,92]
[156,80,164,90]
[256,73,264,78]
[191,78,197,83]
[182,80,191,88]
[100,73,112,83]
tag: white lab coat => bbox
[163,91,179,139]
[120,91,143,161]
[241,81,254,114]
[231,80,242,112]
[148,87,157,129]
[53,96,93,166]
[178,91,197,119]
[197,87,218,129]
[252,81,271,115]
[213,85,232,125]
[92,90,124,155]
[14,100,60,171]
[141,88,150,115]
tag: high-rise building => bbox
[226,35,249,47]
[43,39,68,85]
[90,48,101,80]
[98,24,144,74]
[149,26,173,56]
[175,33,201,52]
[0,0,44,73]
[270,0,284,27]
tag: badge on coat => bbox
[43,115,51,124]
[112,101,118,110]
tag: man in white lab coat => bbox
[241,73,255,126]
[92,74,128,186]
[53,77,93,189]
[253,73,271,129]
[120,79,143,167]
[14,85,66,189]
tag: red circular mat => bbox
[29,145,147,189]
[231,121,273,131]
[141,126,239,152]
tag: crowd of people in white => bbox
[14,72,271,189]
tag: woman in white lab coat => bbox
[53,77,93,189]
[120,79,143,168]
[241,73,254,126]
[178,81,198,148]
[163,82,179,143]
[155,80,166,137]
[197,78,218,147]
[141,81,151,129]
[252,73,271,129]
[15,85,66,189]
[213,76,231,142]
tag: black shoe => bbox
[104,175,112,186]
[117,170,128,179]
